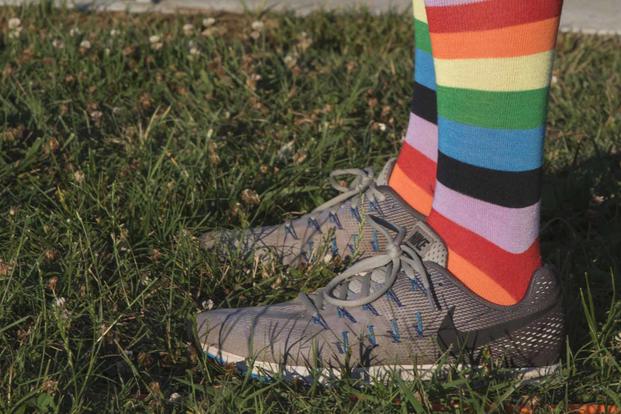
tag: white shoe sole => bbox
[204,345,560,383]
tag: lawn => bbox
[0,5,620,413]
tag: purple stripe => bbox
[432,182,540,253]
[425,0,488,6]
[405,112,438,162]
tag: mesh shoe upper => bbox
[197,219,564,372]
[201,159,426,265]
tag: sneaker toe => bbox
[200,229,238,250]
[199,231,219,250]
[196,302,325,364]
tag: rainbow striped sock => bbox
[424,0,563,305]
[389,0,438,216]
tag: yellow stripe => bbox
[434,51,554,92]
[413,0,427,23]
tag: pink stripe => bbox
[432,182,540,254]
[425,0,489,6]
[405,112,438,163]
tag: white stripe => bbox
[205,345,559,383]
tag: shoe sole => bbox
[204,345,560,383]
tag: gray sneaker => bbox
[201,159,425,265]
[196,217,564,382]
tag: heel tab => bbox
[525,264,562,307]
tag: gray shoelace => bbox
[214,166,386,255]
[286,167,387,260]
[311,167,386,213]
[301,215,439,313]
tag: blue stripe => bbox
[414,50,436,91]
[438,117,544,172]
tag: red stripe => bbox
[395,143,437,196]
[428,210,541,302]
[426,0,563,33]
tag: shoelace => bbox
[301,215,440,313]
[311,167,386,213]
[221,166,386,255]
[286,167,387,259]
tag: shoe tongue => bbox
[375,158,396,186]
[404,220,447,267]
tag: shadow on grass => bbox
[541,146,620,347]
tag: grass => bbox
[0,4,620,412]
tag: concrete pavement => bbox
[2,0,620,35]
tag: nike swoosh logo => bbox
[437,301,557,354]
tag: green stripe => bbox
[414,19,431,53]
[436,86,550,130]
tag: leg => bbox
[424,0,563,305]
[389,0,438,216]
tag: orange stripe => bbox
[431,17,560,59]
[447,248,517,306]
[388,163,433,216]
